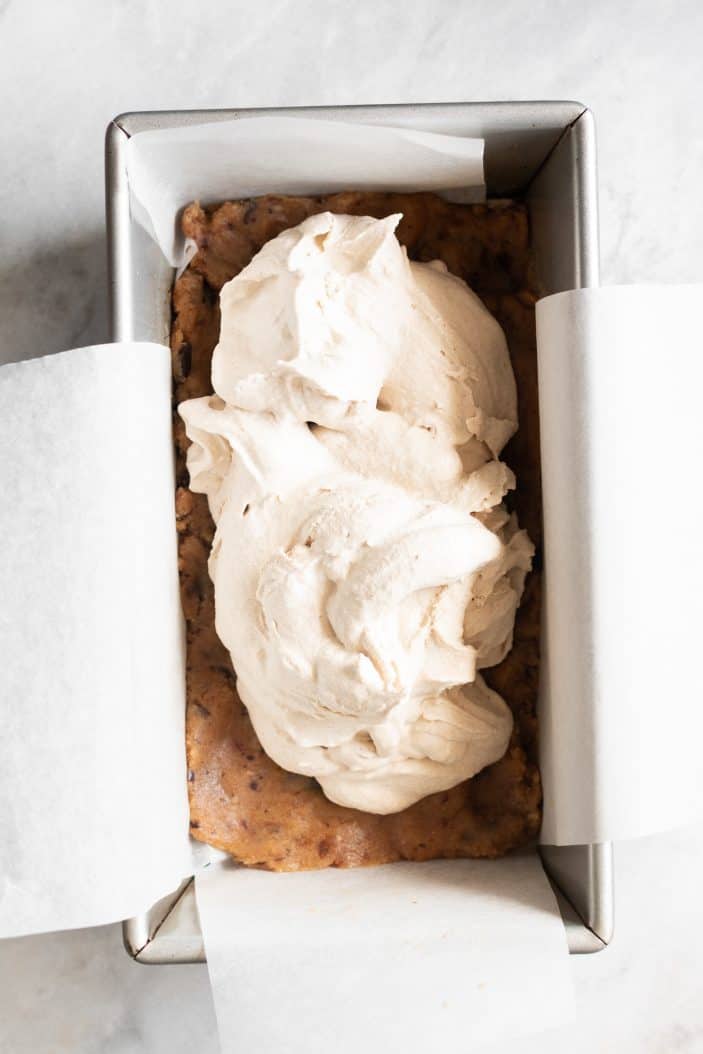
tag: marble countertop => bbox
[1,0,702,1050]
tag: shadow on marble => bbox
[1,232,109,367]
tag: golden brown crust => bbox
[172,192,542,871]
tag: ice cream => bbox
[179,211,533,814]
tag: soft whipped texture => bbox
[179,212,533,814]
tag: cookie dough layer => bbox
[172,191,542,871]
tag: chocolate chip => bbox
[190,820,200,829]
[187,769,195,783]
[202,282,218,306]
[174,342,192,381]
[212,663,236,682]
[317,838,331,858]
[497,250,511,272]
[249,779,259,791]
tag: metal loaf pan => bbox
[106,102,614,963]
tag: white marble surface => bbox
[1,0,702,1050]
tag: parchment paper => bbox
[125,115,485,265]
[536,285,703,845]
[0,343,191,937]
[195,854,573,1054]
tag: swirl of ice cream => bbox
[179,211,533,814]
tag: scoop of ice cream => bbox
[179,211,533,814]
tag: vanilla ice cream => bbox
[179,211,533,814]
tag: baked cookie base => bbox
[172,191,542,871]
